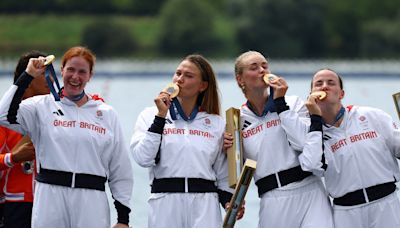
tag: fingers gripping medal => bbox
[44,55,62,101]
[311,91,327,100]
[263,73,279,85]
[163,83,179,98]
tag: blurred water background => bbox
[0,60,399,227]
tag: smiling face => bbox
[235,51,269,94]
[172,59,208,100]
[61,56,92,97]
[311,69,345,105]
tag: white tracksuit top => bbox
[0,80,133,208]
[130,106,231,193]
[240,95,316,186]
[300,105,400,198]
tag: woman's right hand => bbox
[25,57,46,78]
[154,92,171,118]
[223,132,234,152]
[305,93,322,116]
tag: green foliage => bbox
[81,19,137,57]
[235,0,327,58]
[158,0,223,57]
[130,0,167,16]
[360,18,400,58]
[1,0,400,58]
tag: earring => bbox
[241,83,246,92]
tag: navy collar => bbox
[324,106,345,127]
[246,87,276,117]
[65,90,86,101]
[169,98,199,121]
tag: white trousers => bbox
[148,192,222,228]
[32,182,110,228]
[333,192,400,228]
[259,179,334,228]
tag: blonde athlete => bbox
[225,51,333,228]
[131,55,236,228]
[300,69,400,228]
[0,47,133,228]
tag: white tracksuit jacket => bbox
[0,73,133,227]
[242,95,333,228]
[241,96,312,184]
[299,105,400,198]
[299,105,400,228]
[131,106,231,228]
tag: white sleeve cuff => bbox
[4,153,14,168]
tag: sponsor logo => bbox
[52,109,64,116]
[241,120,252,131]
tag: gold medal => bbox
[311,91,327,100]
[44,55,55,66]
[163,83,179,98]
[263,73,279,85]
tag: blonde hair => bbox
[234,51,264,75]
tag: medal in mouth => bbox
[263,73,278,85]
[311,91,327,100]
[163,83,180,98]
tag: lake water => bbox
[0,61,399,227]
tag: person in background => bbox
[0,50,49,228]
[224,51,333,228]
[131,54,242,228]
[300,69,400,228]
[0,46,133,228]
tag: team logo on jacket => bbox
[96,110,104,120]
[165,118,173,124]
[358,115,370,130]
[394,122,398,129]
[202,118,212,129]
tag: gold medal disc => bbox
[44,55,56,66]
[263,73,279,85]
[163,83,179,98]
[311,91,327,100]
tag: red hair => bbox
[61,46,96,73]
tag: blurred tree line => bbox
[0,0,399,58]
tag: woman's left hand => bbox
[225,201,246,220]
[269,76,288,99]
